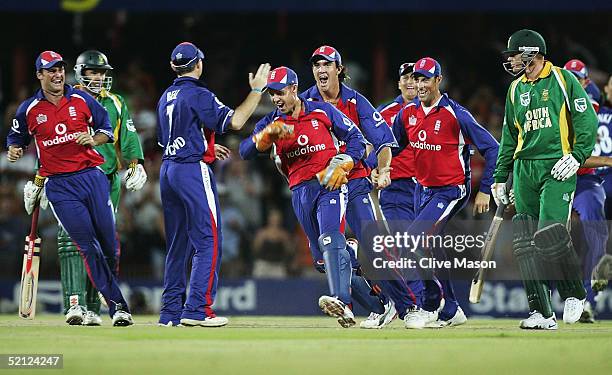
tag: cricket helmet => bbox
[502,29,546,76]
[74,50,113,93]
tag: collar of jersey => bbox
[304,82,355,104]
[173,76,206,87]
[415,93,448,110]
[520,61,553,83]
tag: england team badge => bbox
[408,115,417,126]
[520,92,531,107]
[36,114,47,124]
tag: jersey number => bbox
[593,125,612,156]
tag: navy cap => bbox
[413,57,441,78]
[36,50,66,71]
[170,42,204,69]
[266,66,299,91]
[399,62,415,77]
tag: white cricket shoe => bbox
[403,306,427,329]
[359,301,397,329]
[180,316,228,327]
[420,308,438,324]
[563,297,585,324]
[112,310,134,327]
[318,295,356,328]
[519,311,558,330]
[65,305,86,325]
[82,311,102,326]
[425,306,467,328]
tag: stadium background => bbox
[1,1,611,318]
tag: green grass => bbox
[1,315,611,374]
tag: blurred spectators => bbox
[252,209,294,278]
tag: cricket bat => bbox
[469,201,506,304]
[19,205,42,319]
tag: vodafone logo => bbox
[55,123,67,135]
[297,134,309,146]
[41,122,78,148]
[286,134,326,159]
[410,129,441,151]
[418,130,427,141]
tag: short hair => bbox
[173,62,198,76]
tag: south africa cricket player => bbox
[492,29,598,329]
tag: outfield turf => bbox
[1,315,611,375]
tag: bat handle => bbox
[29,205,41,238]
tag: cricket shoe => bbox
[579,301,595,323]
[65,305,86,325]
[158,321,183,327]
[318,295,356,328]
[563,297,585,324]
[180,316,229,327]
[359,300,397,329]
[519,311,558,330]
[425,306,467,328]
[420,308,438,324]
[82,311,102,326]
[404,306,427,329]
[112,305,134,327]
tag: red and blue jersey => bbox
[6,85,112,177]
[594,104,612,176]
[377,95,415,179]
[239,99,366,188]
[301,83,397,180]
[157,77,234,163]
[392,94,499,194]
[577,82,602,175]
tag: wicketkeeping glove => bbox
[124,162,147,191]
[253,121,294,151]
[23,175,48,214]
[551,154,580,181]
[316,154,354,190]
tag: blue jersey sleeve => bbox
[391,108,408,156]
[455,104,499,194]
[325,104,366,164]
[81,90,113,143]
[156,97,167,150]
[195,91,235,134]
[6,100,31,148]
[355,92,398,154]
[239,113,274,160]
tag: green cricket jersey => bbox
[494,61,597,183]
[77,86,144,174]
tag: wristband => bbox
[251,88,264,93]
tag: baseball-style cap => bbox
[36,51,66,71]
[170,42,204,68]
[266,66,299,91]
[564,59,588,79]
[399,62,415,77]
[413,57,441,78]
[310,45,343,65]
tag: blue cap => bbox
[413,57,441,78]
[36,50,66,71]
[266,66,299,91]
[310,45,343,66]
[170,42,204,69]
[399,62,415,77]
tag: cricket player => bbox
[157,42,270,327]
[303,46,421,329]
[392,57,499,328]
[493,29,597,329]
[240,66,366,327]
[47,50,146,326]
[7,51,133,326]
[596,76,612,218]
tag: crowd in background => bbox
[1,12,611,281]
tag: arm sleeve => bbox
[327,105,366,164]
[195,91,235,135]
[455,104,500,194]
[239,114,272,160]
[493,87,519,183]
[86,94,113,143]
[6,102,31,148]
[117,95,145,162]
[391,108,408,157]
[563,70,598,165]
[356,93,398,154]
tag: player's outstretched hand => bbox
[316,154,354,190]
[375,166,392,189]
[551,154,579,181]
[215,144,232,160]
[7,145,23,162]
[74,132,95,147]
[249,63,271,91]
[491,182,509,206]
[472,191,491,215]
[124,162,147,191]
[253,120,294,151]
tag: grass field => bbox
[1,315,611,375]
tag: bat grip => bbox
[29,205,41,238]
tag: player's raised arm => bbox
[228,63,271,131]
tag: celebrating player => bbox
[493,30,597,329]
[157,42,270,327]
[303,46,421,329]
[240,66,367,327]
[392,57,499,328]
[46,50,147,326]
[7,51,133,326]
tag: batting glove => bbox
[491,182,509,206]
[253,121,294,151]
[316,154,354,190]
[23,175,48,214]
[124,162,147,191]
[551,154,580,181]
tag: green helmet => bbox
[502,29,546,76]
[74,50,113,93]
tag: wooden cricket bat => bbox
[19,205,42,319]
[469,201,506,304]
